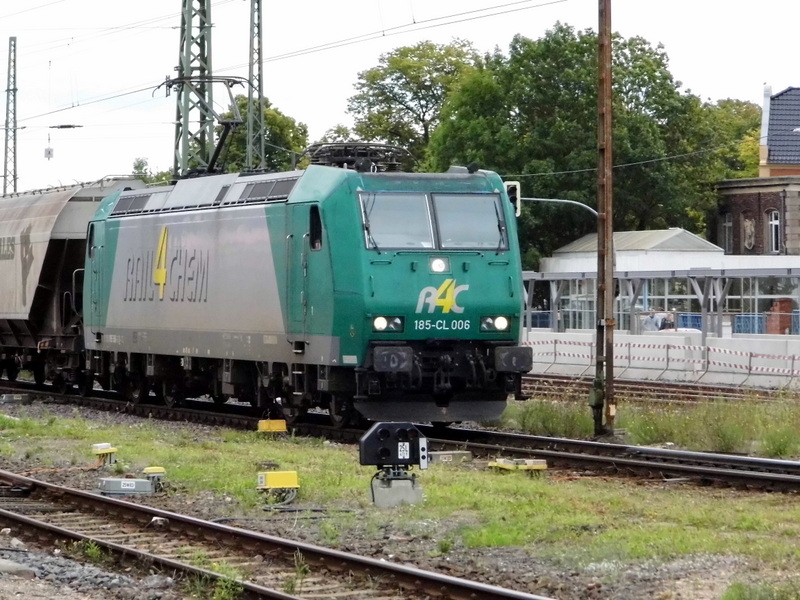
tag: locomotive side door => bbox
[86,221,105,330]
[287,206,309,346]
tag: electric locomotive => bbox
[79,145,532,425]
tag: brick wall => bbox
[716,190,785,255]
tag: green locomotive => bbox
[81,146,532,425]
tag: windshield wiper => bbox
[363,193,381,254]
[493,200,506,255]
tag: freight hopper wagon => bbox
[0,178,146,388]
[83,159,533,425]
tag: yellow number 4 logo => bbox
[153,226,168,299]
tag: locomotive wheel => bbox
[130,374,150,404]
[162,380,184,408]
[328,395,355,429]
[282,405,307,426]
[212,393,229,406]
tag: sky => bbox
[1,0,799,192]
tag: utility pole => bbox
[591,0,615,435]
[247,0,266,170]
[173,0,214,178]
[4,36,17,195]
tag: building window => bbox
[767,209,781,253]
[722,213,733,254]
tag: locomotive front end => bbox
[352,172,532,423]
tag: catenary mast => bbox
[3,37,17,195]
[247,0,266,170]
[173,0,214,177]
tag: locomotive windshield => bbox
[360,192,507,251]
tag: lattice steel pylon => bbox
[3,36,17,195]
[173,0,215,178]
[247,0,266,170]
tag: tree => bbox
[426,23,760,268]
[347,40,480,163]
[316,125,355,143]
[217,95,308,173]
[132,158,172,184]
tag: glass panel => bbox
[758,276,796,296]
[111,196,134,215]
[270,179,297,198]
[360,192,433,249]
[433,193,507,250]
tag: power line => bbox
[16,0,567,125]
[0,0,67,20]
[19,86,155,123]
[505,143,744,177]
[217,0,566,71]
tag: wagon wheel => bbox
[53,373,73,395]
[5,360,18,382]
[212,393,229,406]
[32,362,46,387]
[78,370,95,397]
[328,394,355,429]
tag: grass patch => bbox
[508,396,800,456]
[722,581,800,600]
[5,404,800,589]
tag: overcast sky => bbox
[1,0,798,191]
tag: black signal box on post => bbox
[359,422,428,470]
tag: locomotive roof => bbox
[101,166,504,219]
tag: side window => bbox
[310,205,323,251]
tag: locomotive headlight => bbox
[481,316,510,331]
[373,316,405,332]
[430,257,449,273]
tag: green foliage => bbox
[283,550,310,595]
[73,540,108,564]
[217,95,309,173]
[131,157,172,184]
[424,23,760,268]
[348,39,480,164]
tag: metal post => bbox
[3,36,17,195]
[592,0,615,435]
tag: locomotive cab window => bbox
[433,193,507,250]
[359,192,507,251]
[360,192,434,249]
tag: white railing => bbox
[523,331,800,388]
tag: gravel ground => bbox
[0,397,773,599]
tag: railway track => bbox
[523,374,781,403]
[420,425,800,492]
[5,379,799,492]
[0,469,550,600]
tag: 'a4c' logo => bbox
[416,279,469,314]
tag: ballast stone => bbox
[0,557,36,579]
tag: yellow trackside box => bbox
[257,471,299,490]
[257,420,287,433]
